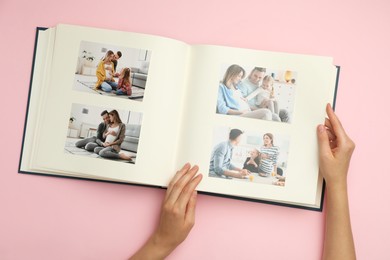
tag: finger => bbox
[317,124,333,159]
[326,103,348,140]
[165,165,199,206]
[185,189,199,227]
[329,141,337,150]
[177,173,203,211]
[165,163,191,201]
[326,128,337,142]
[324,118,334,132]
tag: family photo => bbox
[216,64,297,123]
[74,41,151,101]
[65,103,143,164]
[209,126,290,186]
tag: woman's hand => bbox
[130,163,202,260]
[317,104,355,188]
[103,142,111,147]
[260,153,269,159]
[318,104,356,260]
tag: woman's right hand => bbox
[317,104,355,188]
[260,153,269,159]
[318,104,357,260]
[130,163,202,260]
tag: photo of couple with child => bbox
[217,64,296,123]
[209,128,287,186]
[74,41,150,101]
[94,50,133,96]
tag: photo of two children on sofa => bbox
[64,103,142,164]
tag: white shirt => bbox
[104,63,113,80]
[105,125,119,143]
[232,88,251,111]
[256,87,272,106]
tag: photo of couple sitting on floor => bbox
[216,64,297,123]
[209,127,289,186]
[64,103,143,164]
[74,41,151,101]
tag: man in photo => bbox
[112,51,122,73]
[209,129,250,179]
[75,110,111,151]
[216,65,272,120]
[238,67,266,110]
[238,67,290,123]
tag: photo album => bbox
[19,24,339,211]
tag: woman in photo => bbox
[115,67,132,96]
[216,64,274,120]
[258,133,279,177]
[94,50,118,92]
[94,110,134,161]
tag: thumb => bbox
[317,124,332,158]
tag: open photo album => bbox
[19,24,339,211]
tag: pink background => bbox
[1,0,389,259]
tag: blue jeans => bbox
[115,89,126,95]
[101,81,118,92]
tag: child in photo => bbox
[115,68,132,96]
[243,148,261,173]
[256,75,279,114]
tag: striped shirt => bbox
[259,146,279,175]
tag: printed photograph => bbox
[64,103,143,164]
[216,64,297,123]
[209,126,290,186]
[74,41,151,101]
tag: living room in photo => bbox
[74,41,151,101]
[209,126,290,186]
[65,103,143,164]
[217,64,297,124]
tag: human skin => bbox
[248,70,265,85]
[318,104,356,260]
[130,164,202,260]
[131,104,356,259]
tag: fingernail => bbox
[318,125,325,133]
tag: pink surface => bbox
[1,0,389,259]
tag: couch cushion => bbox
[124,136,138,143]
[125,124,141,137]
[133,73,147,80]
